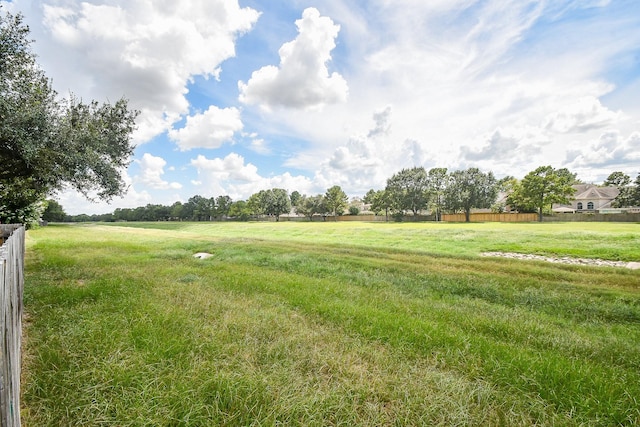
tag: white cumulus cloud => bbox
[136,153,182,190]
[169,106,243,150]
[190,153,313,199]
[15,0,259,143]
[238,7,348,110]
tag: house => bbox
[553,184,620,213]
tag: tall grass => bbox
[22,222,640,425]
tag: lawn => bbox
[21,221,640,426]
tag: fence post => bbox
[0,225,25,427]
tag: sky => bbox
[2,0,640,215]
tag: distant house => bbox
[553,184,620,213]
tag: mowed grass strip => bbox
[22,223,640,426]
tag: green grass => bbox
[22,222,640,426]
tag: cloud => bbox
[461,127,549,162]
[565,130,640,169]
[544,96,622,133]
[190,153,313,199]
[169,106,243,150]
[136,153,182,190]
[22,0,259,142]
[238,7,348,110]
[248,138,271,155]
[367,106,392,138]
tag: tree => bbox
[42,200,67,222]
[324,185,348,220]
[169,202,184,220]
[508,165,576,222]
[0,10,138,225]
[228,200,252,221]
[290,190,302,208]
[427,168,448,221]
[250,189,291,221]
[603,171,630,187]
[214,195,232,219]
[444,168,497,222]
[364,189,391,220]
[296,194,324,221]
[385,167,430,217]
[612,173,640,208]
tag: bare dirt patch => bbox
[481,252,640,269]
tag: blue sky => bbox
[3,0,640,214]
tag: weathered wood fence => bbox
[0,225,25,427]
[441,213,539,222]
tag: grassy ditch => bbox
[22,222,640,426]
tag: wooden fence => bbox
[1,225,25,427]
[442,213,539,222]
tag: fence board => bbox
[0,225,24,427]
[442,213,538,222]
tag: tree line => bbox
[45,167,640,224]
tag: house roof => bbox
[573,184,619,201]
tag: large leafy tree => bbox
[385,167,430,216]
[603,171,631,188]
[250,188,291,221]
[364,188,391,220]
[41,200,66,222]
[611,173,640,208]
[444,168,497,222]
[296,194,325,221]
[324,185,348,219]
[0,10,138,224]
[508,166,576,222]
[427,167,448,221]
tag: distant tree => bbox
[348,206,360,215]
[41,199,66,222]
[364,189,391,219]
[604,171,631,187]
[247,192,264,217]
[215,195,232,219]
[427,168,448,221]
[169,202,184,220]
[290,190,302,208]
[250,189,290,221]
[508,165,576,222]
[228,200,252,221]
[0,11,138,225]
[296,194,324,221]
[444,168,497,222]
[385,167,430,217]
[612,173,640,207]
[324,185,348,220]
[186,195,214,221]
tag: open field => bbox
[22,222,640,426]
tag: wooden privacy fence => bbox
[0,225,25,427]
[442,213,539,222]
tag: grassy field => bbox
[22,221,640,426]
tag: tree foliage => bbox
[611,173,640,208]
[603,171,631,188]
[249,188,291,221]
[385,167,430,216]
[427,167,448,221]
[296,194,325,220]
[0,10,138,224]
[507,165,576,221]
[324,185,348,219]
[364,189,391,219]
[444,168,497,222]
[42,199,67,222]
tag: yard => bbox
[21,221,640,425]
